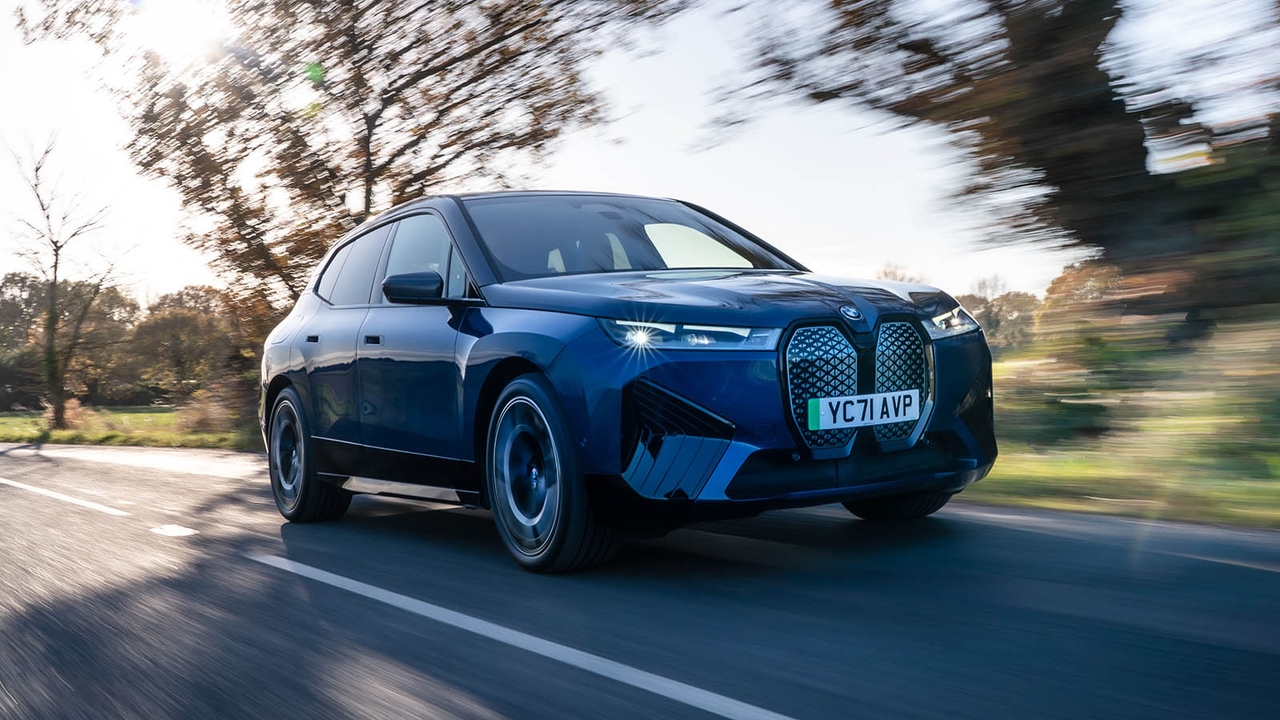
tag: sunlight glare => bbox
[127,0,234,66]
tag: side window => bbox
[447,247,468,298]
[385,214,468,299]
[315,243,352,302]
[329,224,392,306]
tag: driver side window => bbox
[384,214,469,300]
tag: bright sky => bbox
[2,0,1269,303]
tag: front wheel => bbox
[842,491,952,522]
[486,375,619,572]
[269,387,351,522]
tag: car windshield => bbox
[462,195,796,282]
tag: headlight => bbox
[926,306,981,340]
[599,319,782,350]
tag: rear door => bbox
[295,223,392,476]
[357,212,473,486]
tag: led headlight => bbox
[599,319,782,350]
[926,306,981,340]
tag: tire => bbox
[486,375,620,572]
[268,387,352,522]
[842,491,952,522]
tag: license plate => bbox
[807,389,920,431]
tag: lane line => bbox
[1168,552,1280,574]
[246,553,796,720]
[1,446,265,481]
[0,476,130,516]
[151,525,198,537]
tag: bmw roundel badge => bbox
[840,306,863,321]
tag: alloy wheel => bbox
[491,396,562,556]
[270,400,304,513]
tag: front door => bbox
[357,212,471,487]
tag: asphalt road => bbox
[1,444,1278,720]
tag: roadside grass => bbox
[968,445,1280,528]
[0,407,261,451]
[976,338,1280,528]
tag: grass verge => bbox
[968,447,1280,528]
[0,408,261,451]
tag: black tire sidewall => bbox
[844,491,951,521]
[486,375,585,570]
[269,387,317,521]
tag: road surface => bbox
[1,443,1277,719]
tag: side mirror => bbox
[382,271,444,304]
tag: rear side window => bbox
[384,214,469,300]
[327,224,392,306]
[315,244,352,302]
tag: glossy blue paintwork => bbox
[260,191,997,519]
[357,303,461,458]
[481,269,927,327]
[296,305,368,471]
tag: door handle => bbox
[305,335,319,343]
[364,335,382,345]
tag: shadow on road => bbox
[5,480,1279,720]
[0,533,369,718]
[276,494,971,587]
[0,443,56,461]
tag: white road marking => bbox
[1,445,265,480]
[0,476,130,516]
[246,553,797,720]
[1169,552,1280,574]
[151,524,198,537]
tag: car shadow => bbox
[276,492,971,585]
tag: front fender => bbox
[456,308,600,462]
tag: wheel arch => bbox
[263,374,294,423]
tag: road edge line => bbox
[0,476,130,516]
[245,552,796,720]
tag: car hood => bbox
[481,270,952,328]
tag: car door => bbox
[357,212,473,486]
[296,223,392,475]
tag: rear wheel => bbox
[842,491,952,521]
[486,375,619,572]
[269,387,352,522]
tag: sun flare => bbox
[126,0,234,66]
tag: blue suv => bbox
[260,192,996,571]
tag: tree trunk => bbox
[43,258,65,430]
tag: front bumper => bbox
[549,318,997,522]
[589,457,992,525]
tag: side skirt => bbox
[314,440,484,507]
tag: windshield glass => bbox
[462,195,795,282]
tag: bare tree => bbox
[875,264,925,284]
[971,276,1008,300]
[9,139,112,429]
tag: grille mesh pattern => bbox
[786,326,857,449]
[874,321,928,441]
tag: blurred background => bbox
[1,0,1278,525]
